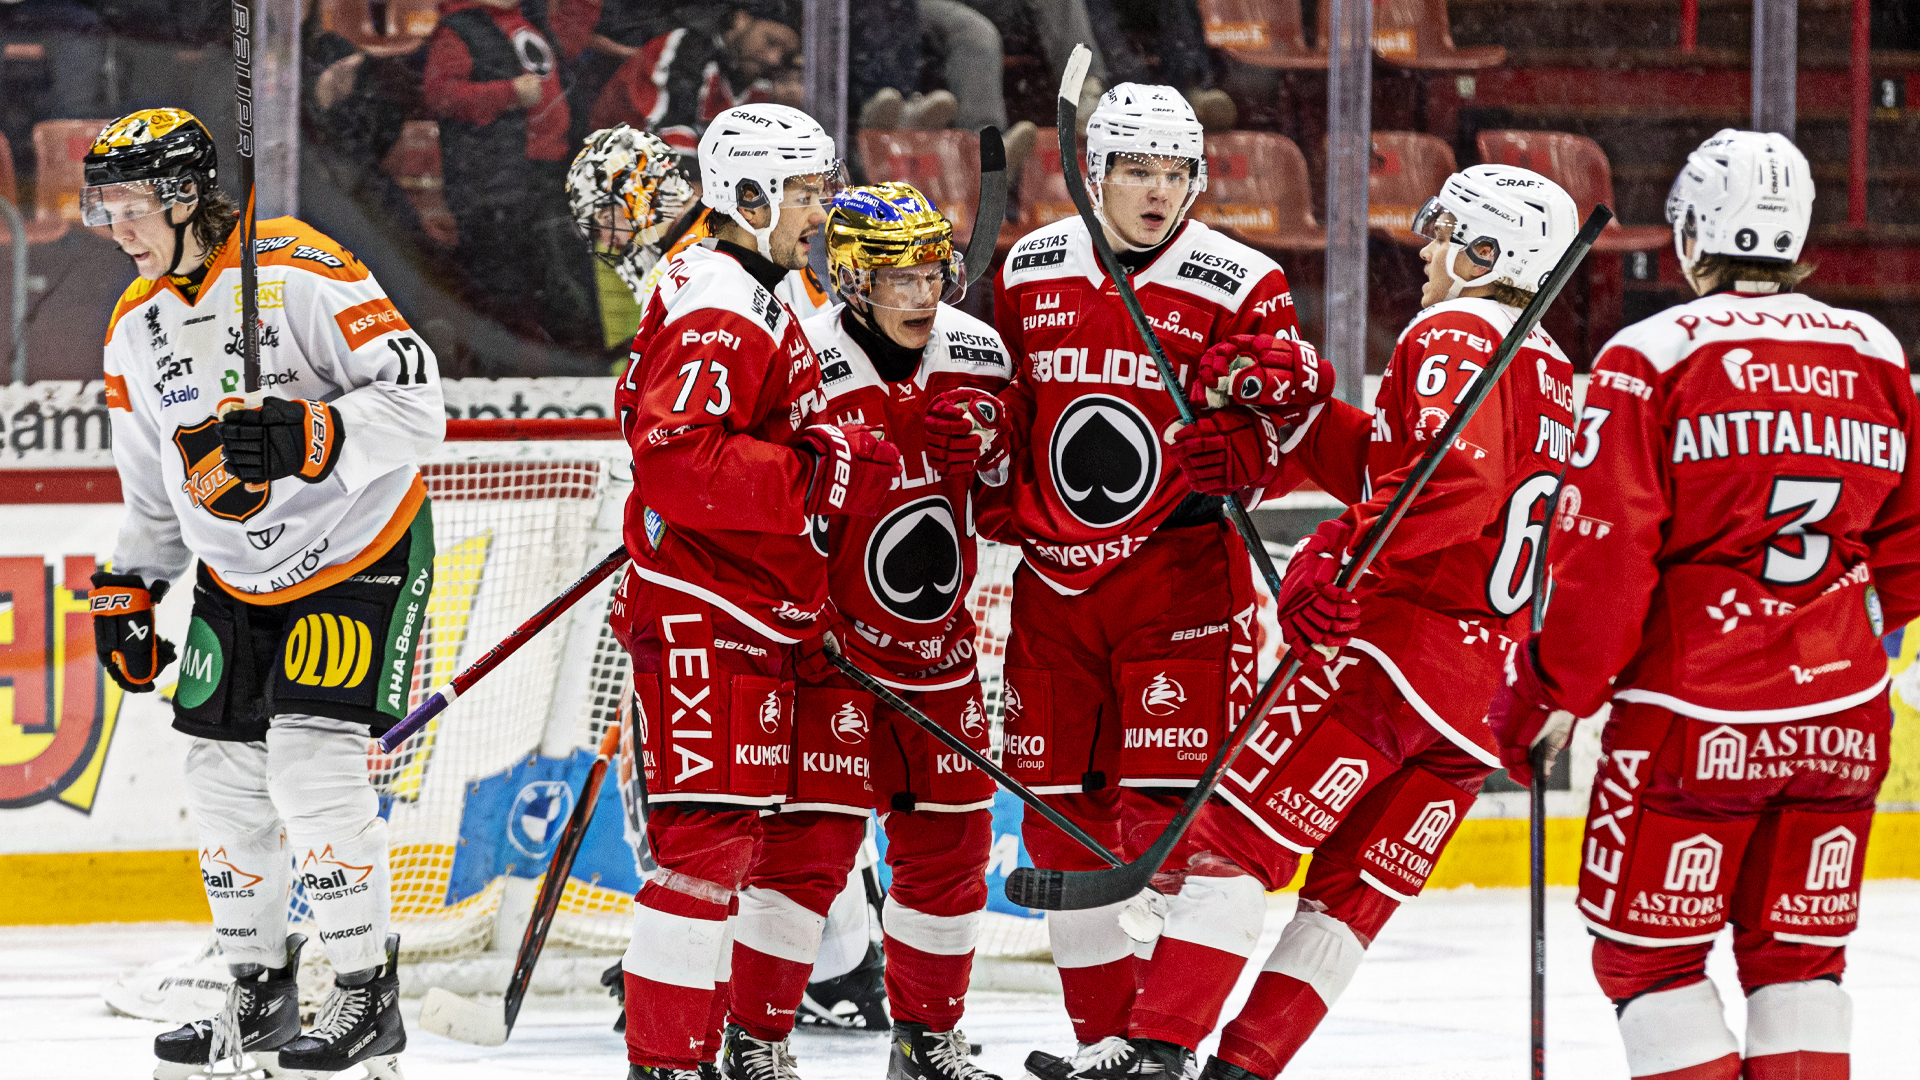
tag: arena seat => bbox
[1197,0,1327,70]
[318,0,440,57]
[31,119,112,232]
[381,120,459,249]
[1319,0,1505,69]
[1194,132,1325,252]
[1474,130,1668,252]
[1016,129,1081,234]
[855,128,1004,250]
[1368,130,1456,246]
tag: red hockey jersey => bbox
[991,217,1301,594]
[799,304,1015,688]
[1277,298,1576,763]
[1535,290,1920,721]
[617,239,831,642]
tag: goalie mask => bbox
[1412,165,1577,301]
[825,182,964,314]
[81,108,220,275]
[567,125,696,295]
[698,104,840,261]
[1666,128,1813,278]
[1084,83,1208,251]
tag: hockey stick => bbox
[420,721,622,1045]
[231,0,259,396]
[963,126,1006,288]
[1527,461,1577,1079]
[827,651,1121,867]
[377,546,631,752]
[1054,44,1283,598]
[1005,204,1613,911]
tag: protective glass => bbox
[1102,152,1198,193]
[79,177,194,227]
[856,253,966,311]
[776,165,845,211]
[1411,200,1499,269]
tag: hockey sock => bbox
[1742,979,1850,1080]
[812,870,871,984]
[1616,979,1741,1079]
[1130,873,1268,1049]
[1215,909,1366,1076]
[882,894,982,1030]
[706,920,734,1059]
[293,817,393,974]
[196,821,291,969]
[625,892,730,1068]
[1048,900,1139,1043]
[730,885,828,1041]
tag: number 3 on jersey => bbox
[671,359,732,416]
[1762,477,1842,586]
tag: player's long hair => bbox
[1692,253,1816,291]
[190,187,240,263]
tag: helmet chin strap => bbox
[728,200,782,262]
[163,202,193,277]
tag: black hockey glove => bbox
[217,397,346,485]
[90,572,175,693]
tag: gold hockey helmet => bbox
[824,182,964,310]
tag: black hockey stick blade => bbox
[964,127,1006,287]
[1050,44,1284,599]
[420,723,620,1045]
[828,652,1122,867]
[1004,206,1612,912]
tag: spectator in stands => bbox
[0,0,110,179]
[551,0,683,155]
[1084,0,1234,129]
[916,2,1037,174]
[423,0,602,352]
[301,11,439,253]
[589,1,800,150]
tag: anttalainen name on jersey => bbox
[1670,409,1907,473]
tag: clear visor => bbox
[773,165,844,211]
[1411,200,1499,269]
[840,253,966,312]
[79,178,195,227]
[1102,152,1198,193]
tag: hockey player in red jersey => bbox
[925,83,1331,1054]
[1023,165,1583,1080]
[721,181,1013,1080]
[610,103,903,1080]
[1492,131,1920,1080]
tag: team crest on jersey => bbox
[809,514,831,557]
[1049,395,1159,528]
[830,701,869,745]
[865,496,962,623]
[173,417,269,521]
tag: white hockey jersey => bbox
[104,217,445,601]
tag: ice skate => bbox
[628,1067,708,1080]
[152,934,306,1080]
[1025,1037,1190,1080]
[888,1023,1001,1080]
[720,1023,801,1080]
[275,935,404,1080]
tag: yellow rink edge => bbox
[3,813,1916,924]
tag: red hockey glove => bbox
[1276,518,1361,668]
[216,397,346,484]
[923,387,1012,478]
[1188,334,1334,423]
[1488,634,1576,788]
[90,572,176,693]
[1168,406,1285,496]
[799,423,901,518]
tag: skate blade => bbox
[154,1052,281,1080]
[418,986,510,1046]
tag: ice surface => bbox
[7,884,1917,1079]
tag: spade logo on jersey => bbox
[1049,395,1158,528]
[173,417,269,522]
[809,514,831,558]
[865,496,963,624]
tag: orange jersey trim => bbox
[104,278,161,346]
[104,217,371,344]
[209,475,426,606]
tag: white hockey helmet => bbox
[1085,83,1209,247]
[1412,165,1578,301]
[699,103,840,260]
[1665,128,1813,274]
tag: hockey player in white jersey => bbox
[86,108,444,1080]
